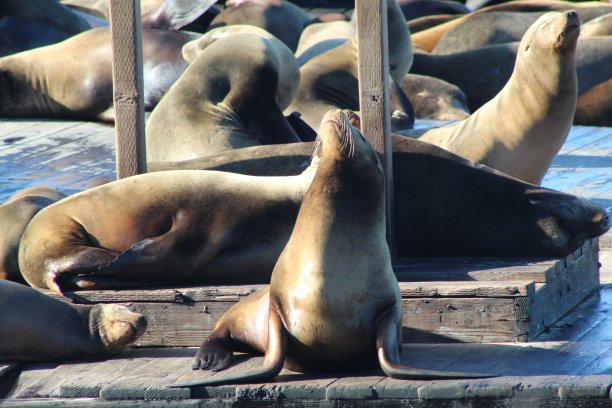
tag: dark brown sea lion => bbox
[575,78,612,127]
[286,0,412,130]
[398,0,470,19]
[0,280,146,362]
[209,0,312,52]
[402,11,580,185]
[146,27,302,162]
[410,36,612,118]
[171,109,493,387]
[0,187,66,283]
[0,27,199,122]
[0,0,91,57]
[411,1,612,52]
[401,73,469,120]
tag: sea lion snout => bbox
[100,305,147,349]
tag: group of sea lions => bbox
[1,0,611,386]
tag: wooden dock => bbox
[0,119,611,406]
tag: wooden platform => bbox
[0,119,610,406]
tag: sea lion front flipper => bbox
[375,305,497,380]
[169,306,287,387]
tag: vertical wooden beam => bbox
[355,0,396,258]
[109,0,147,179]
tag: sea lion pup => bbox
[208,0,312,52]
[0,0,91,57]
[0,187,66,283]
[18,165,316,294]
[148,135,610,259]
[0,27,199,122]
[0,280,146,362]
[146,27,302,162]
[171,110,494,387]
[400,11,580,185]
[285,0,412,130]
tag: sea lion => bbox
[18,165,316,294]
[401,73,470,120]
[208,0,312,52]
[19,130,610,294]
[582,12,612,37]
[146,28,302,162]
[411,1,612,52]
[410,36,612,118]
[0,27,199,122]
[286,0,412,130]
[398,0,470,20]
[400,11,579,185]
[407,14,460,34]
[432,11,542,55]
[0,0,91,57]
[0,280,146,362]
[294,20,354,62]
[171,109,493,387]
[0,187,66,283]
[575,78,612,127]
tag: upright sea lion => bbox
[0,27,199,122]
[171,109,493,386]
[401,11,579,185]
[0,280,146,362]
[146,28,302,162]
[0,187,66,283]
[208,0,312,52]
[286,0,412,130]
[0,0,91,57]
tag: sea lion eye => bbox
[525,45,530,52]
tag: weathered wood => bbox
[109,0,147,178]
[355,0,395,257]
[529,239,600,338]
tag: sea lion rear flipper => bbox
[169,306,287,387]
[375,306,498,380]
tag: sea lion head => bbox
[529,191,610,253]
[95,304,147,355]
[520,10,581,57]
[316,109,375,162]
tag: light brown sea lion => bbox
[208,0,312,52]
[401,73,469,120]
[19,130,610,294]
[18,165,316,294]
[0,0,91,57]
[146,28,302,162]
[401,11,579,185]
[0,280,146,362]
[0,27,199,122]
[410,36,612,121]
[582,12,612,37]
[294,20,354,61]
[0,187,66,283]
[171,109,494,386]
[286,0,412,130]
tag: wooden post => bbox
[355,0,396,258]
[109,0,147,179]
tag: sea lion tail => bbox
[169,308,287,388]
[376,307,497,380]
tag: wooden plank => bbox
[529,239,600,339]
[325,375,386,400]
[0,121,85,152]
[109,0,147,178]
[398,280,533,297]
[355,0,395,257]
[10,363,61,399]
[394,257,557,282]
[402,297,523,343]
